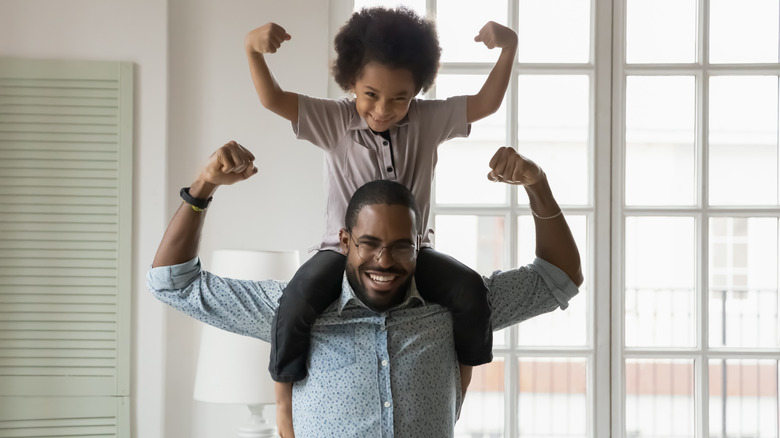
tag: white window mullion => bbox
[698,0,711,434]
[505,3,519,432]
[505,1,518,400]
[611,0,628,435]
[594,0,615,435]
[697,211,709,438]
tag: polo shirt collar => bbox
[337,271,425,315]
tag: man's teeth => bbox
[369,273,394,282]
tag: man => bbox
[147,141,582,438]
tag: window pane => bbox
[438,0,508,63]
[494,327,508,347]
[434,215,506,275]
[625,76,695,206]
[455,358,505,437]
[710,0,780,64]
[625,359,695,438]
[518,215,588,347]
[709,359,779,438]
[518,357,588,437]
[517,0,591,63]
[517,75,590,206]
[437,140,508,205]
[709,76,778,206]
[437,74,507,143]
[625,0,697,64]
[709,217,780,348]
[625,217,696,347]
[436,74,508,205]
[354,0,426,16]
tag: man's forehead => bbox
[354,203,416,236]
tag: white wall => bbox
[166,1,329,437]
[0,0,330,437]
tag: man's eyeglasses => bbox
[350,234,418,263]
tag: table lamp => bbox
[193,249,300,438]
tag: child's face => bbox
[351,62,418,132]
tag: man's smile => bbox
[368,272,396,283]
[364,268,403,292]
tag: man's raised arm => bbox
[487,146,583,286]
[152,141,258,268]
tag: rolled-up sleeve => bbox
[146,257,285,342]
[486,258,580,331]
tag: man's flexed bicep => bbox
[487,147,583,286]
[152,141,258,268]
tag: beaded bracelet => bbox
[531,208,563,220]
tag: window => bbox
[338,1,779,436]
[617,1,780,437]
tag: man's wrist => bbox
[188,179,218,199]
[524,174,559,217]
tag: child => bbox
[244,6,517,435]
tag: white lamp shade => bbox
[193,249,300,405]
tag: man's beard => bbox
[345,261,413,312]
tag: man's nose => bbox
[373,246,395,267]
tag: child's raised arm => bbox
[466,21,518,124]
[245,22,299,123]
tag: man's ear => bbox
[338,228,350,253]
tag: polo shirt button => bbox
[384,401,391,408]
[381,360,388,367]
[387,167,393,173]
[383,141,388,146]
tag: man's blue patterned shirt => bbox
[147,257,578,437]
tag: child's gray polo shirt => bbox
[294,94,471,251]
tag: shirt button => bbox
[384,401,391,408]
[381,360,388,367]
[386,166,393,173]
[383,141,388,146]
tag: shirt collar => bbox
[337,271,425,315]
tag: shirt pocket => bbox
[308,324,357,373]
[342,140,381,184]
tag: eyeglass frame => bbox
[348,232,422,263]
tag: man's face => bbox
[351,62,418,132]
[339,203,418,312]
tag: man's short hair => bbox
[345,180,421,232]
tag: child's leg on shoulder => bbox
[275,382,294,438]
[414,247,493,366]
[270,250,346,382]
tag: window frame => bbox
[329,0,779,436]
[426,1,609,435]
[613,1,780,437]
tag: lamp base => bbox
[237,404,277,438]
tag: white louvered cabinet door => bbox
[0,58,132,437]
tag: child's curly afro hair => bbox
[331,6,441,94]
